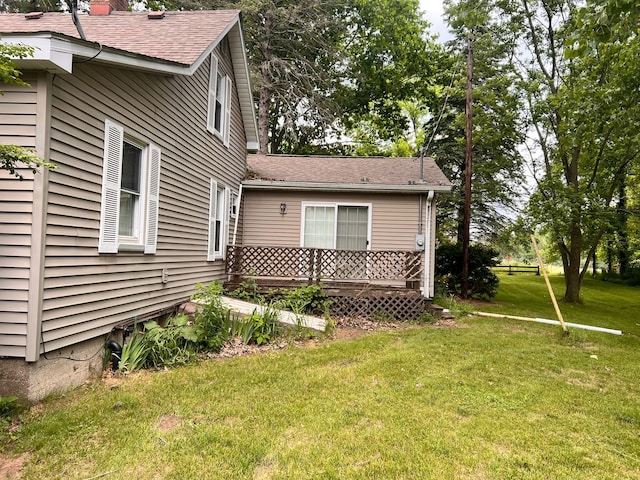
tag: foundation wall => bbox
[0,333,118,402]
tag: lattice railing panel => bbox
[227,246,423,283]
[329,294,430,321]
[227,246,314,278]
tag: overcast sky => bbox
[420,0,452,42]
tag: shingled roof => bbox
[245,154,452,193]
[0,8,259,150]
[0,10,239,66]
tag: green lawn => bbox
[2,276,640,479]
[479,273,640,336]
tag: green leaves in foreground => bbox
[0,144,56,180]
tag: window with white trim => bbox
[207,53,232,146]
[208,179,230,260]
[302,203,370,250]
[230,191,238,219]
[98,119,161,254]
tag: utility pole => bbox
[461,32,473,299]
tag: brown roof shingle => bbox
[246,154,451,190]
[0,10,239,65]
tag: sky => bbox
[419,0,453,42]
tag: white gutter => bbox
[473,311,622,335]
[423,190,434,298]
[242,180,452,194]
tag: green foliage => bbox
[0,395,21,431]
[0,39,32,86]
[191,282,232,351]
[433,294,474,318]
[336,0,442,150]
[598,268,640,287]
[0,145,56,180]
[513,0,640,302]
[435,242,500,299]
[230,305,280,345]
[142,316,197,368]
[230,277,264,304]
[278,285,331,316]
[0,396,21,422]
[117,331,148,373]
[431,0,526,240]
[156,0,443,154]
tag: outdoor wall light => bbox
[280,203,287,215]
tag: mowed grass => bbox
[3,276,640,479]
[480,273,640,336]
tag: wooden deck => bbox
[224,246,434,321]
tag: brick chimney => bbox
[90,0,128,15]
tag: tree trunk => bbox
[258,84,271,154]
[562,222,584,303]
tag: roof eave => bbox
[242,180,453,193]
[3,33,189,74]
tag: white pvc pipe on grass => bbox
[473,311,622,335]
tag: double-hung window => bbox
[208,179,230,261]
[207,53,232,146]
[98,119,161,254]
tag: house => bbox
[230,153,451,311]
[0,1,258,401]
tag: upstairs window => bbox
[207,53,232,147]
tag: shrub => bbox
[117,330,148,373]
[230,277,265,304]
[230,304,280,345]
[0,396,21,429]
[278,285,331,316]
[142,315,197,368]
[191,282,232,352]
[435,242,500,299]
[598,268,640,287]
[0,396,20,418]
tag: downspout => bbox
[423,190,434,298]
[417,147,424,248]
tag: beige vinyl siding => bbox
[37,41,246,353]
[0,78,40,357]
[242,190,421,251]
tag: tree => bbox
[0,0,60,13]
[428,0,526,242]
[155,0,347,154]
[517,0,640,302]
[154,0,443,155]
[335,0,441,153]
[0,38,52,179]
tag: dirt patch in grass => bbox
[157,414,182,433]
[0,452,28,480]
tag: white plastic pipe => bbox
[473,311,622,335]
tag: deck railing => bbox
[226,245,423,284]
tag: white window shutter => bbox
[98,120,124,253]
[144,145,161,254]
[207,54,218,133]
[223,76,232,147]
[221,186,230,258]
[207,179,217,261]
